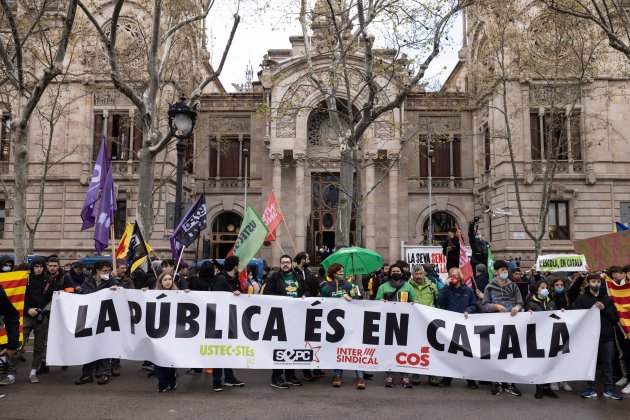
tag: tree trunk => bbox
[354,153,363,248]
[13,123,28,263]
[336,147,354,249]
[137,141,156,237]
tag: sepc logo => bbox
[395,346,430,368]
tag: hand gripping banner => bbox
[47,290,599,384]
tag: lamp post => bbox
[168,96,197,227]
[428,134,435,245]
[242,148,249,209]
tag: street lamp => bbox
[242,148,249,209]
[428,134,435,245]
[168,96,197,227]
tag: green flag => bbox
[487,246,494,281]
[233,205,269,271]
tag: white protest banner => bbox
[47,290,599,384]
[402,245,471,280]
[536,254,588,272]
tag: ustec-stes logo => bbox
[395,346,430,369]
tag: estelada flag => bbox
[456,229,474,288]
[604,275,630,338]
[0,271,28,345]
[126,222,152,273]
[262,191,283,242]
[115,223,134,260]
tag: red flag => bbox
[456,229,474,288]
[226,245,248,293]
[262,191,283,242]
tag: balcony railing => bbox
[413,177,464,189]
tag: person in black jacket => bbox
[468,217,488,269]
[189,261,215,292]
[442,228,460,271]
[1,256,56,386]
[75,261,119,386]
[0,284,20,399]
[0,255,14,272]
[573,273,622,400]
[210,256,245,391]
[263,254,305,388]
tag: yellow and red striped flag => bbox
[605,275,630,338]
[0,270,28,345]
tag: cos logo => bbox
[396,347,430,367]
[273,349,314,362]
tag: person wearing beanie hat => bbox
[473,263,489,302]
[481,259,524,397]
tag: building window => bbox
[209,135,250,178]
[1,116,10,162]
[422,211,458,246]
[530,111,581,161]
[548,201,570,240]
[114,200,127,239]
[0,200,5,239]
[93,112,143,161]
[419,134,461,178]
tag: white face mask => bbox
[2,266,11,272]
[499,272,509,281]
[100,274,110,281]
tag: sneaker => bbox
[550,382,560,392]
[0,376,15,386]
[401,377,413,389]
[36,364,49,375]
[97,375,110,385]
[490,383,503,395]
[142,362,154,371]
[270,378,290,389]
[410,374,421,385]
[616,377,628,387]
[287,377,302,386]
[560,382,573,392]
[384,376,394,388]
[622,383,630,395]
[75,374,93,385]
[213,383,223,392]
[332,376,342,387]
[157,384,168,393]
[356,377,366,390]
[0,393,4,399]
[543,387,559,398]
[224,378,245,387]
[504,384,522,396]
[29,374,39,384]
[168,381,177,390]
[580,386,597,399]
[603,387,623,400]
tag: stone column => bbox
[388,153,399,263]
[271,153,283,265]
[294,154,306,253]
[364,153,377,251]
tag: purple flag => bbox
[94,163,116,254]
[170,235,183,262]
[170,194,208,261]
[81,136,108,230]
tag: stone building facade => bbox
[2,1,630,266]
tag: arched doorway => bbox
[210,211,242,258]
[422,211,458,246]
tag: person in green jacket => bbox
[375,263,415,389]
[408,266,438,307]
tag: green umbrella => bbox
[321,246,383,276]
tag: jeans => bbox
[82,358,111,376]
[587,340,614,388]
[213,368,237,385]
[333,369,364,378]
[272,369,296,381]
[7,316,49,374]
[154,366,176,388]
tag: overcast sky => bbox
[206,3,464,92]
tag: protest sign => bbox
[47,289,599,384]
[574,230,630,271]
[535,254,588,272]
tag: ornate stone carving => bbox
[206,117,251,133]
[417,115,461,132]
[93,89,133,107]
[529,85,580,107]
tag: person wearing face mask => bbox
[1,256,56,386]
[75,261,119,386]
[481,260,524,397]
[573,273,622,400]
[526,279,560,399]
[376,263,416,388]
[546,275,574,393]
[263,255,307,388]
[436,268,478,389]
[0,255,14,273]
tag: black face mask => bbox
[391,273,402,280]
[589,285,600,293]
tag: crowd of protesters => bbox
[0,232,629,402]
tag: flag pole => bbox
[273,192,297,255]
[110,224,116,270]
[268,230,286,255]
[174,245,186,278]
